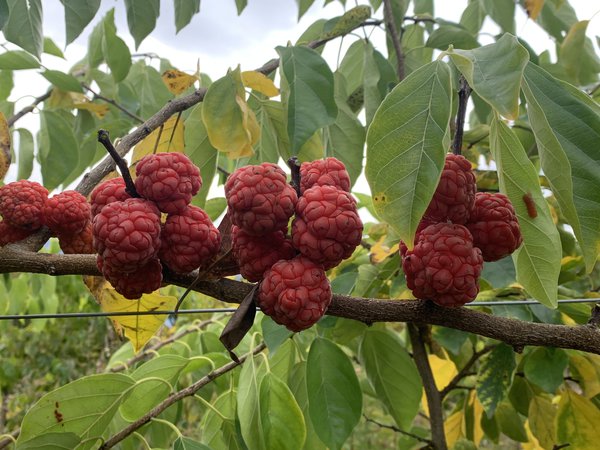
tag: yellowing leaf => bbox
[556,389,600,449]
[569,354,600,398]
[370,236,399,264]
[241,71,279,97]
[100,288,177,353]
[444,410,465,448]
[523,420,544,450]
[73,101,110,119]
[422,351,458,416]
[0,112,10,181]
[132,114,185,163]
[524,0,544,20]
[469,391,485,446]
[47,88,75,109]
[162,69,198,95]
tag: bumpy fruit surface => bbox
[90,178,131,217]
[466,192,522,262]
[93,198,161,272]
[0,220,33,246]
[43,190,91,235]
[0,180,48,230]
[232,226,296,282]
[258,256,332,332]
[423,153,476,224]
[300,157,351,193]
[225,163,297,236]
[159,205,221,273]
[401,223,483,307]
[58,222,94,254]
[135,152,202,214]
[98,256,163,299]
[292,185,362,269]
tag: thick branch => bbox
[99,343,266,449]
[1,250,599,355]
[6,91,51,128]
[408,324,447,450]
[383,0,405,81]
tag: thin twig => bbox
[82,83,144,123]
[99,343,267,449]
[408,324,447,450]
[440,345,495,398]
[97,130,140,198]
[0,428,19,449]
[6,91,51,127]
[363,414,432,444]
[383,0,405,81]
[287,156,301,197]
[217,166,231,177]
[452,76,472,155]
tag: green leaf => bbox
[234,0,248,15]
[42,37,64,58]
[17,373,135,449]
[338,40,366,97]
[295,0,315,19]
[365,60,452,248]
[362,41,381,127]
[261,315,293,354]
[60,0,101,44]
[39,110,79,191]
[426,25,480,50]
[201,390,244,450]
[41,70,82,93]
[359,329,422,429]
[174,437,212,450]
[174,0,200,33]
[528,394,557,450]
[15,128,33,180]
[237,350,268,450]
[3,0,42,58]
[495,401,527,442]
[16,432,81,450]
[0,51,39,70]
[476,344,515,417]
[556,389,600,448]
[185,104,217,208]
[202,197,226,222]
[482,0,514,34]
[102,9,132,82]
[447,34,529,120]
[489,117,561,308]
[460,0,486,34]
[524,347,568,393]
[0,70,13,100]
[537,0,577,42]
[259,372,306,450]
[276,45,337,153]
[126,61,172,119]
[0,0,7,29]
[522,63,600,272]
[307,337,362,450]
[322,5,371,40]
[119,355,189,422]
[124,0,160,49]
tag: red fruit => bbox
[135,152,202,214]
[92,198,161,272]
[466,192,522,262]
[159,205,221,273]
[43,190,91,235]
[423,153,476,224]
[225,163,297,236]
[90,178,131,217]
[292,185,362,269]
[0,220,34,246]
[300,157,351,193]
[0,180,48,230]
[98,256,163,299]
[257,256,332,332]
[232,226,296,282]
[401,223,483,307]
[58,222,94,254]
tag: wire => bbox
[0,299,597,320]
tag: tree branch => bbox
[452,76,472,155]
[363,414,432,444]
[0,249,599,355]
[6,91,51,128]
[408,324,447,450]
[383,0,405,81]
[440,345,495,398]
[99,343,266,449]
[82,83,145,124]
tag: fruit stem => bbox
[287,156,301,197]
[97,130,140,198]
[451,75,472,156]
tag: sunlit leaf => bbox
[0,112,10,181]
[444,410,465,448]
[201,390,244,450]
[556,389,600,449]
[16,432,81,450]
[132,114,185,163]
[99,288,177,352]
[242,71,279,97]
[162,69,198,95]
[524,0,544,20]
[569,353,600,398]
[365,60,452,250]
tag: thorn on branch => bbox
[97,130,140,199]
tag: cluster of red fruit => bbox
[91,152,220,299]
[401,153,523,307]
[0,180,94,254]
[226,158,363,332]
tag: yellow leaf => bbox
[162,69,198,95]
[468,391,485,446]
[100,288,177,353]
[444,410,465,448]
[370,236,399,263]
[569,353,600,398]
[528,394,557,449]
[241,71,279,97]
[47,88,75,109]
[556,389,600,449]
[132,114,185,163]
[523,420,544,450]
[422,351,458,416]
[73,101,110,119]
[524,0,545,20]
[0,112,10,181]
